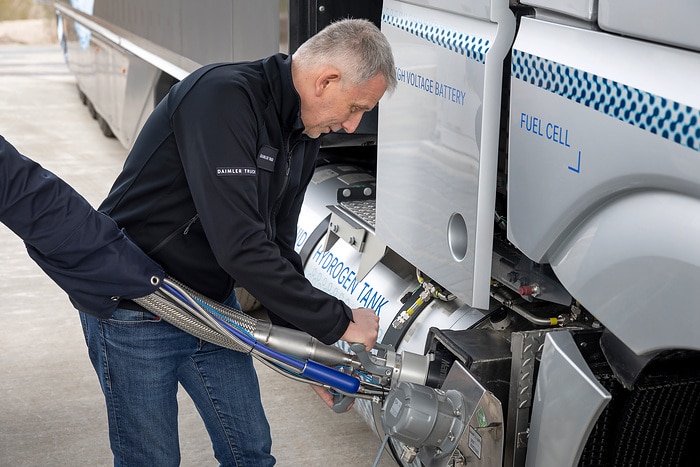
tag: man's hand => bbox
[309,384,354,411]
[311,308,377,411]
[341,307,379,351]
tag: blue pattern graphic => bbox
[382,11,490,64]
[512,49,700,152]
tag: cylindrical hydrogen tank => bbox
[295,163,485,430]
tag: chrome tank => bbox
[295,163,485,429]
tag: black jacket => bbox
[0,135,163,317]
[100,54,353,344]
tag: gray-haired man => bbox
[81,18,396,466]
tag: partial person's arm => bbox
[0,135,163,318]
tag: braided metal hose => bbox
[133,277,256,353]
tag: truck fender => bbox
[549,190,700,355]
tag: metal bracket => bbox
[324,206,367,252]
[323,205,387,281]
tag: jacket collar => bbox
[263,53,305,134]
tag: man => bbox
[81,18,396,466]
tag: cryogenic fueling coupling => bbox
[349,342,439,388]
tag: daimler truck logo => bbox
[257,145,278,172]
[216,167,256,176]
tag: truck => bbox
[55,1,700,465]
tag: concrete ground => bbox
[0,38,396,467]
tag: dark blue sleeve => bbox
[0,134,164,318]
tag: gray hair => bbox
[293,18,397,94]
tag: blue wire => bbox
[356,371,380,385]
[162,283,196,308]
[192,296,255,340]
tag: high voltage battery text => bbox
[395,67,466,105]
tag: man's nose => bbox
[341,112,364,134]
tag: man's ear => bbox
[315,69,341,96]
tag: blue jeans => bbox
[79,298,275,467]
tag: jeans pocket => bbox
[108,307,161,325]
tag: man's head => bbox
[292,18,396,139]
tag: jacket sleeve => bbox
[0,134,164,318]
[170,75,352,345]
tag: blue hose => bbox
[301,360,360,394]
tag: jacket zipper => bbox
[147,214,199,256]
[267,133,297,239]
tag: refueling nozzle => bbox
[350,342,431,388]
[252,320,361,369]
